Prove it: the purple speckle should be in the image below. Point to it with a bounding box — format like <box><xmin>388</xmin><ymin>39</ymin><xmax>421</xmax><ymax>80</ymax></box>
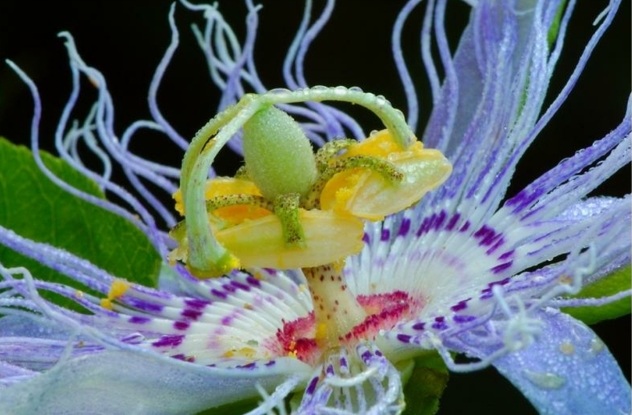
<box><xmin>432</xmin><ymin>316</ymin><xmax>448</xmax><ymax>330</ymax></box>
<box><xmin>486</xmin><ymin>237</ymin><xmax>505</xmax><ymax>255</ymax></box>
<box><xmin>210</xmin><ymin>289</ymin><xmax>227</xmax><ymax>299</ymax></box>
<box><xmin>416</xmin><ymin>216</ymin><xmax>430</xmax><ymax>237</ymax></box>
<box><xmin>184</xmin><ymin>298</ymin><xmax>209</xmax><ymax>309</ymax></box>
<box><xmin>432</xmin><ymin>210</ymin><xmax>446</xmax><ymax>231</ymax></box>
<box><xmin>445</xmin><ymin>213</ymin><xmax>460</xmax><ymax>231</ymax></box>
<box><xmin>306</xmin><ymin>376</ymin><xmax>319</xmax><ymax>395</ymax></box>
<box><xmin>181</xmin><ymin>308</ymin><xmax>203</xmax><ymax>321</ymax></box>
<box><xmin>381</xmin><ymin>228</ymin><xmax>390</xmax><ymax>241</ymax></box>
<box><xmin>361</xmin><ymin>350</ymin><xmax>373</xmax><ymax>362</ymax></box>
<box><xmin>129</xmin><ymin>316</ymin><xmax>151</xmax><ymax>324</ymax></box>
<box><xmin>459</xmin><ymin>221</ymin><xmax>471</xmax><ymax>232</ymax></box>
<box><xmin>340</xmin><ymin>356</ymin><xmax>348</xmax><ymax>368</ymax></box>
<box><xmin>362</xmin><ymin>233</ymin><xmax>371</xmax><ymax>244</ymax></box>
<box><xmin>222</xmin><ymin>283</ymin><xmax>237</xmax><ymax>293</ymax></box>
<box><xmin>237</xmin><ymin>362</ymin><xmax>257</xmax><ymax>369</ymax></box>
<box><xmin>450</xmin><ymin>298</ymin><xmax>471</xmax><ymax>312</ymax></box>
<box><xmin>398</xmin><ymin>218</ymin><xmax>411</xmax><ymax>237</ymax></box>
<box><xmin>453</xmin><ymin>315</ymin><xmax>477</xmax><ymax>323</ymax></box>
<box><xmin>245</xmin><ymin>275</ymin><xmax>262</xmax><ymax>287</ymax></box>
<box><xmin>491</xmin><ymin>262</ymin><xmax>513</xmax><ymax>274</ymax></box>
<box><xmin>221</xmin><ymin>315</ymin><xmax>233</xmax><ymax>325</ymax></box>
<box><xmin>265</xmin><ymin>360</ymin><xmax>276</xmax><ymax>367</ymax></box>
<box><xmin>174</xmin><ymin>321</ymin><xmax>190</xmax><ymax>331</ymax></box>
<box><xmin>230</xmin><ymin>280</ymin><xmax>251</xmax><ymax>292</ymax></box>
<box><xmin>374</xmin><ymin>349</ymin><xmax>383</xmax><ymax>357</ymax></box>
<box><xmin>412</xmin><ymin>322</ymin><xmax>425</xmax><ymax>331</ymax></box>
<box><xmin>152</xmin><ymin>334</ymin><xmax>184</xmax><ymax>348</ymax></box>
<box><xmin>396</xmin><ymin>334</ymin><xmax>412</xmax><ymax>343</ymax></box>
<box><xmin>172</xmin><ymin>354</ymin><xmax>195</xmax><ymax>362</ymax></box>
<box><xmin>326</xmin><ymin>364</ymin><xmax>334</xmax><ymax>376</ymax></box>
<box><xmin>498</xmin><ymin>250</ymin><xmax>515</xmax><ymax>260</ymax></box>
<box><xmin>127</xmin><ymin>298</ymin><xmax>164</xmax><ymax>313</ymax></box>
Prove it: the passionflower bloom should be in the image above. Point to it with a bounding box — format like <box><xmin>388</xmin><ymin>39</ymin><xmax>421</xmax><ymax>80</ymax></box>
<box><xmin>0</xmin><ymin>0</ymin><xmax>629</xmax><ymax>414</ymax></box>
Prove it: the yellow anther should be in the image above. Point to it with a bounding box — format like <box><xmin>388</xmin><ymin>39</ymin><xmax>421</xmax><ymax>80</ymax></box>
<box><xmin>108</xmin><ymin>279</ymin><xmax>130</xmax><ymax>298</ymax></box>
<box><xmin>100</xmin><ymin>279</ymin><xmax>130</xmax><ymax>310</ymax></box>
<box><xmin>321</xmin><ymin>129</ymin><xmax>452</xmax><ymax>220</ymax></box>
<box><xmin>100</xmin><ymin>298</ymin><xmax>113</xmax><ymax>310</ymax></box>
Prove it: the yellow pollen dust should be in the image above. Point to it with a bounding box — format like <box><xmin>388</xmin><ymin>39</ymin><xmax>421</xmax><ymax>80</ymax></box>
<box><xmin>222</xmin><ymin>347</ymin><xmax>257</xmax><ymax>359</ymax></box>
<box><xmin>100</xmin><ymin>279</ymin><xmax>130</xmax><ymax>310</ymax></box>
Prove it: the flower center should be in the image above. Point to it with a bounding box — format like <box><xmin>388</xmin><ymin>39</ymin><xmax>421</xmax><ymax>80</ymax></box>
<box><xmin>274</xmin><ymin>263</ymin><xmax>422</xmax><ymax>365</ymax></box>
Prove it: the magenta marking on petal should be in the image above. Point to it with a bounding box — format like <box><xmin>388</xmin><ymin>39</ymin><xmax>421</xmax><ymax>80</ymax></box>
<box><xmin>340</xmin><ymin>356</ymin><xmax>348</xmax><ymax>368</ymax></box>
<box><xmin>396</xmin><ymin>334</ymin><xmax>412</xmax><ymax>343</ymax></box>
<box><xmin>326</xmin><ymin>364</ymin><xmax>334</xmax><ymax>376</ymax></box>
<box><xmin>381</xmin><ymin>228</ymin><xmax>390</xmax><ymax>241</ymax></box>
<box><xmin>459</xmin><ymin>221</ymin><xmax>471</xmax><ymax>232</ymax></box>
<box><xmin>184</xmin><ymin>298</ymin><xmax>209</xmax><ymax>309</ymax></box>
<box><xmin>398</xmin><ymin>218</ymin><xmax>411</xmax><ymax>237</ymax></box>
<box><xmin>374</xmin><ymin>349</ymin><xmax>383</xmax><ymax>357</ymax></box>
<box><xmin>237</xmin><ymin>362</ymin><xmax>257</xmax><ymax>369</ymax></box>
<box><xmin>306</xmin><ymin>376</ymin><xmax>319</xmax><ymax>395</ymax></box>
<box><xmin>265</xmin><ymin>360</ymin><xmax>276</xmax><ymax>367</ymax></box>
<box><xmin>245</xmin><ymin>275</ymin><xmax>262</xmax><ymax>287</ymax></box>
<box><xmin>412</xmin><ymin>322</ymin><xmax>425</xmax><ymax>331</ymax></box>
<box><xmin>362</xmin><ymin>232</ymin><xmax>371</xmax><ymax>244</ymax></box>
<box><xmin>453</xmin><ymin>314</ymin><xmax>476</xmax><ymax>323</ymax></box>
<box><xmin>221</xmin><ymin>315</ymin><xmax>233</xmax><ymax>325</ymax></box>
<box><xmin>129</xmin><ymin>316</ymin><xmax>151</xmax><ymax>324</ymax></box>
<box><xmin>361</xmin><ymin>350</ymin><xmax>373</xmax><ymax>362</ymax></box>
<box><xmin>152</xmin><ymin>334</ymin><xmax>184</xmax><ymax>347</ymax></box>
<box><xmin>491</xmin><ymin>261</ymin><xmax>513</xmax><ymax>274</ymax></box>
<box><xmin>174</xmin><ymin>321</ymin><xmax>190</xmax><ymax>330</ymax></box>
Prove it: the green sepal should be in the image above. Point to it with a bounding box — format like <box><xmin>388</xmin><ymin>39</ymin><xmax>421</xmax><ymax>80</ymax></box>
<box><xmin>242</xmin><ymin>106</ymin><xmax>317</xmax><ymax>200</ymax></box>
<box><xmin>399</xmin><ymin>351</ymin><xmax>450</xmax><ymax>415</ymax></box>
<box><xmin>0</xmin><ymin>137</ymin><xmax>161</xmax><ymax>311</ymax></box>
<box><xmin>562</xmin><ymin>265</ymin><xmax>631</xmax><ymax>325</ymax></box>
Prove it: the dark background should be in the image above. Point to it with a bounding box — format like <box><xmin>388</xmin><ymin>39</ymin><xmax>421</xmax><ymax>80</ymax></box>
<box><xmin>0</xmin><ymin>1</ymin><xmax>629</xmax><ymax>414</ymax></box>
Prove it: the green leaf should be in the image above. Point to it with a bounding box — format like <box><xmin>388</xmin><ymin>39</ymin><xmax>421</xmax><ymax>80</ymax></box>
<box><xmin>195</xmin><ymin>397</ymin><xmax>261</xmax><ymax>415</ymax></box>
<box><xmin>400</xmin><ymin>351</ymin><xmax>450</xmax><ymax>415</ymax></box>
<box><xmin>562</xmin><ymin>265</ymin><xmax>631</xmax><ymax>325</ymax></box>
<box><xmin>0</xmin><ymin>137</ymin><xmax>161</xmax><ymax>309</ymax></box>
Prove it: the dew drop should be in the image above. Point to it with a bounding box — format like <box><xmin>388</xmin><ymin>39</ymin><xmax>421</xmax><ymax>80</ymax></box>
<box><xmin>559</xmin><ymin>340</ymin><xmax>575</xmax><ymax>355</ymax></box>
<box><xmin>524</xmin><ymin>370</ymin><xmax>566</xmax><ymax>389</ymax></box>
<box><xmin>334</xmin><ymin>86</ymin><xmax>348</xmax><ymax>96</ymax></box>
<box><xmin>589</xmin><ymin>337</ymin><xmax>605</xmax><ymax>355</ymax></box>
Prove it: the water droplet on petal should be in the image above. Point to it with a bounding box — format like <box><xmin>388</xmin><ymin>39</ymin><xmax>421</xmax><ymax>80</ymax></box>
<box><xmin>559</xmin><ymin>340</ymin><xmax>575</xmax><ymax>355</ymax></box>
<box><xmin>589</xmin><ymin>337</ymin><xmax>605</xmax><ymax>355</ymax></box>
<box><xmin>523</xmin><ymin>370</ymin><xmax>566</xmax><ymax>389</ymax></box>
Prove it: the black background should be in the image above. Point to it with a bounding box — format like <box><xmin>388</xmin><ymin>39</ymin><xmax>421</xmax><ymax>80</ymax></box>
<box><xmin>0</xmin><ymin>1</ymin><xmax>629</xmax><ymax>414</ymax></box>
